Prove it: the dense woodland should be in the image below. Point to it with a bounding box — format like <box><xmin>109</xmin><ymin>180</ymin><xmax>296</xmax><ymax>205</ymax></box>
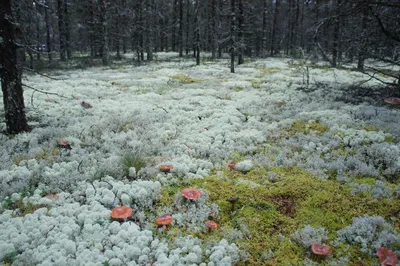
<box><xmin>1</xmin><ymin>0</ymin><xmax>400</xmax><ymax>133</ymax></box>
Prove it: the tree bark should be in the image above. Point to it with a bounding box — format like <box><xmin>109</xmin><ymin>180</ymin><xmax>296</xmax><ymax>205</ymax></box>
<box><xmin>186</xmin><ymin>0</ymin><xmax>191</xmax><ymax>55</ymax></box>
<box><xmin>237</xmin><ymin>0</ymin><xmax>244</xmax><ymax>65</ymax></box>
<box><xmin>230</xmin><ymin>0</ymin><xmax>236</xmax><ymax>73</ymax></box>
<box><xmin>0</xmin><ymin>0</ymin><xmax>29</xmax><ymax>134</ymax></box>
<box><xmin>270</xmin><ymin>0</ymin><xmax>280</xmax><ymax>56</ymax></box>
<box><xmin>179</xmin><ymin>0</ymin><xmax>183</xmax><ymax>57</ymax></box>
<box><xmin>44</xmin><ymin>0</ymin><xmax>52</xmax><ymax>62</ymax></box>
<box><xmin>357</xmin><ymin>6</ymin><xmax>368</xmax><ymax>71</ymax></box>
<box><xmin>64</xmin><ymin>0</ymin><xmax>71</xmax><ymax>59</ymax></box>
<box><xmin>57</xmin><ymin>0</ymin><xmax>66</xmax><ymax>61</ymax></box>
<box><xmin>195</xmin><ymin>0</ymin><xmax>200</xmax><ymax>65</ymax></box>
<box><xmin>261</xmin><ymin>0</ymin><xmax>268</xmax><ymax>57</ymax></box>
<box><xmin>100</xmin><ymin>0</ymin><xmax>109</xmax><ymax>65</ymax></box>
<box><xmin>211</xmin><ymin>0</ymin><xmax>217</xmax><ymax>59</ymax></box>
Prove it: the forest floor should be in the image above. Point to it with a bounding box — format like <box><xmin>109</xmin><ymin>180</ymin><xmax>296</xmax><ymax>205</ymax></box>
<box><xmin>0</xmin><ymin>53</ymin><xmax>399</xmax><ymax>265</ymax></box>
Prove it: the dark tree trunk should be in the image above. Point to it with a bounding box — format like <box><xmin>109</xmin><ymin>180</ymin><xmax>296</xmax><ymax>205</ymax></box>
<box><xmin>122</xmin><ymin>0</ymin><xmax>127</xmax><ymax>54</ymax></box>
<box><xmin>195</xmin><ymin>0</ymin><xmax>200</xmax><ymax>65</ymax></box>
<box><xmin>35</xmin><ymin>4</ymin><xmax>41</xmax><ymax>61</ymax></box>
<box><xmin>64</xmin><ymin>0</ymin><xmax>71</xmax><ymax>59</ymax></box>
<box><xmin>237</xmin><ymin>0</ymin><xmax>244</xmax><ymax>65</ymax></box>
<box><xmin>100</xmin><ymin>0</ymin><xmax>109</xmax><ymax>65</ymax></box>
<box><xmin>357</xmin><ymin>6</ymin><xmax>368</xmax><ymax>71</ymax></box>
<box><xmin>179</xmin><ymin>0</ymin><xmax>183</xmax><ymax>57</ymax></box>
<box><xmin>270</xmin><ymin>0</ymin><xmax>280</xmax><ymax>56</ymax></box>
<box><xmin>88</xmin><ymin>0</ymin><xmax>95</xmax><ymax>57</ymax></box>
<box><xmin>332</xmin><ymin>0</ymin><xmax>341</xmax><ymax>67</ymax></box>
<box><xmin>186</xmin><ymin>0</ymin><xmax>191</xmax><ymax>55</ymax></box>
<box><xmin>230</xmin><ymin>0</ymin><xmax>236</xmax><ymax>73</ymax></box>
<box><xmin>262</xmin><ymin>0</ymin><xmax>268</xmax><ymax>57</ymax></box>
<box><xmin>0</xmin><ymin>0</ymin><xmax>29</xmax><ymax>134</ymax></box>
<box><xmin>44</xmin><ymin>0</ymin><xmax>52</xmax><ymax>62</ymax></box>
<box><xmin>57</xmin><ymin>0</ymin><xmax>66</xmax><ymax>61</ymax></box>
<box><xmin>146</xmin><ymin>0</ymin><xmax>154</xmax><ymax>61</ymax></box>
<box><xmin>172</xmin><ymin>0</ymin><xmax>177</xmax><ymax>52</ymax></box>
<box><xmin>211</xmin><ymin>0</ymin><xmax>217</xmax><ymax>59</ymax></box>
<box><xmin>312</xmin><ymin>0</ymin><xmax>319</xmax><ymax>57</ymax></box>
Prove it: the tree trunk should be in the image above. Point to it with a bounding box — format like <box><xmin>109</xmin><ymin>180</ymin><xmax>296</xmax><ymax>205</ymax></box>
<box><xmin>179</xmin><ymin>0</ymin><xmax>184</xmax><ymax>57</ymax></box>
<box><xmin>0</xmin><ymin>0</ymin><xmax>29</xmax><ymax>134</ymax></box>
<box><xmin>262</xmin><ymin>0</ymin><xmax>268</xmax><ymax>57</ymax></box>
<box><xmin>146</xmin><ymin>0</ymin><xmax>154</xmax><ymax>61</ymax></box>
<box><xmin>186</xmin><ymin>0</ymin><xmax>191</xmax><ymax>55</ymax></box>
<box><xmin>357</xmin><ymin>6</ymin><xmax>368</xmax><ymax>71</ymax></box>
<box><xmin>100</xmin><ymin>0</ymin><xmax>109</xmax><ymax>65</ymax></box>
<box><xmin>230</xmin><ymin>0</ymin><xmax>236</xmax><ymax>73</ymax></box>
<box><xmin>195</xmin><ymin>0</ymin><xmax>200</xmax><ymax>65</ymax></box>
<box><xmin>44</xmin><ymin>0</ymin><xmax>52</xmax><ymax>62</ymax></box>
<box><xmin>332</xmin><ymin>0</ymin><xmax>341</xmax><ymax>68</ymax></box>
<box><xmin>270</xmin><ymin>0</ymin><xmax>280</xmax><ymax>56</ymax></box>
<box><xmin>211</xmin><ymin>0</ymin><xmax>217</xmax><ymax>59</ymax></box>
<box><xmin>172</xmin><ymin>0</ymin><xmax>177</xmax><ymax>52</ymax></box>
<box><xmin>237</xmin><ymin>0</ymin><xmax>244</xmax><ymax>65</ymax></box>
<box><xmin>57</xmin><ymin>0</ymin><xmax>66</xmax><ymax>61</ymax></box>
<box><xmin>64</xmin><ymin>0</ymin><xmax>71</xmax><ymax>59</ymax></box>
<box><xmin>88</xmin><ymin>0</ymin><xmax>95</xmax><ymax>57</ymax></box>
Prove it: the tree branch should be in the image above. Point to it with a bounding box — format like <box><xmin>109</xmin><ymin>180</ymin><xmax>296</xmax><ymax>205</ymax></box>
<box><xmin>22</xmin><ymin>83</ymin><xmax>69</xmax><ymax>98</ymax></box>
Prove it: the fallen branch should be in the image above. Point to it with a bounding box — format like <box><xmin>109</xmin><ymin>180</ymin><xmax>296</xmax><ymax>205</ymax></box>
<box><xmin>22</xmin><ymin>83</ymin><xmax>69</xmax><ymax>99</ymax></box>
<box><xmin>23</xmin><ymin>67</ymin><xmax>66</xmax><ymax>81</ymax></box>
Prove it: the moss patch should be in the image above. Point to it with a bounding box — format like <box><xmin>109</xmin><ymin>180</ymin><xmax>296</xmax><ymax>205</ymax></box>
<box><xmin>259</xmin><ymin>68</ymin><xmax>280</xmax><ymax>75</ymax></box>
<box><xmin>158</xmin><ymin>166</ymin><xmax>400</xmax><ymax>265</ymax></box>
<box><xmin>286</xmin><ymin>120</ymin><xmax>329</xmax><ymax>137</ymax></box>
<box><xmin>170</xmin><ymin>74</ymin><xmax>201</xmax><ymax>84</ymax></box>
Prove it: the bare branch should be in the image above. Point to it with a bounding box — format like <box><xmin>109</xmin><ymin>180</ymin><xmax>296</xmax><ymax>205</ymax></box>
<box><xmin>23</xmin><ymin>67</ymin><xmax>66</xmax><ymax>80</ymax></box>
<box><xmin>22</xmin><ymin>83</ymin><xmax>69</xmax><ymax>99</ymax></box>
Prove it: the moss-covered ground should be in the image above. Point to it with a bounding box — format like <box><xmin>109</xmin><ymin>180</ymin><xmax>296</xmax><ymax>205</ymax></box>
<box><xmin>157</xmin><ymin>166</ymin><xmax>400</xmax><ymax>265</ymax></box>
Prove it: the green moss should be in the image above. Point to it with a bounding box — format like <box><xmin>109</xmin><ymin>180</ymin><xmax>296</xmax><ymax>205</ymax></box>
<box><xmin>250</xmin><ymin>79</ymin><xmax>263</xmax><ymax>89</ymax></box>
<box><xmin>170</xmin><ymin>74</ymin><xmax>200</xmax><ymax>84</ymax></box>
<box><xmin>157</xmin><ymin>166</ymin><xmax>400</xmax><ymax>265</ymax></box>
<box><xmin>286</xmin><ymin>120</ymin><xmax>329</xmax><ymax>137</ymax></box>
<box><xmin>233</xmin><ymin>87</ymin><xmax>244</xmax><ymax>92</ymax></box>
<box><xmin>259</xmin><ymin>68</ymin><xmax>280</xmax><ymax>75</ymax></box>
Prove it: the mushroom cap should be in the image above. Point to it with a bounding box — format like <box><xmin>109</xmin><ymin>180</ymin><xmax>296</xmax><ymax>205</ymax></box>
<box><xmin>43</xmin><ymin>194</ymin><xmax>59</xmax><ymax>201</ymax></box>
<box><xmin>227</xmin><ymin>196</ymin><xmax>239</xmax><ymax>203</ymax></box>
<box><xmin>159</xmin><ymin>164</ymin><xmax>173</xmax><ymax>173</ymax></box>
<box><xmin>311</xmin><ymin>244</ymin><xmax>332</xmax><ymax>256</ymax></box>
<box><xmin>111</xmin><ymin>206</ymin><xmax>133</xmax><ymax>219</ymax></box>
<box><xmin>182</xmin><ymin>188</ymin><xmax>202</xmax><ymax>200</ymax></box>
<box><xmin>228</xmin><ymin>163</ymin><xmax>236</xmax><ymax>169</ymax></box>
<box><xmin>58</xmin><ymin>140</ymin><xmax>69</xmax><ymax>146</ymax></box>
<box><xmin>384</xmin><ymin>97</ymin><xmax>400</xmax><ymax>105</ymax></box>
<box><xmin>156</xmin><ymin>215</ymin><xmax>173</xmax><ymax>226</ymax></box>
<box><xmin>205</xmin><ymin>220</ymin><xmax>218</xmax><ymax>229</ymax></box>
<box><xmin>377</xmin><ymin>247</ymin><xmax>399</xmax><ymax>266</ymax></box>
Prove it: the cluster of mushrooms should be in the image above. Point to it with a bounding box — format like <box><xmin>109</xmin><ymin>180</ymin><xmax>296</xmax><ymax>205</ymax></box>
<box><xmin>110</xmin><ymin>187</ymin><xmax>218</xmax><ymax>234</ymax></box>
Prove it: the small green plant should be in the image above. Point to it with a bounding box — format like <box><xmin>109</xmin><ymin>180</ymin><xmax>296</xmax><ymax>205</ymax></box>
<box><xmin>170</xmin><ymin>74</ymin><xmax>200</xmax><ymax>84</ymax></box>
<box><xmin>102</xmin><ymin>260</ymin><xmax>110</xmax><ymax>266</ymax></box>
<box><xmin>2</xmin><ymin>252</ymin><xmax>18</xmax><ymax>265</ymax></box>
<box><xmin>122</xmin><ymin>152</ymin><xmax>147</xmax><ymax>177</ymax></box>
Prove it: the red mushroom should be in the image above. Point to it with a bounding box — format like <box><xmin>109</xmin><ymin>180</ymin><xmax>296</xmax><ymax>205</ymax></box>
<box><xmin>43</xmin><ymin>194</ymin><xmax>59</xmax><ymax>201</ymax></box>
<box><xmin>311</xmin><ymin>244</ymin><xmax>332</xmax><ymax>256</ymax></box>
<box><xmin>156</xmin><ymin>215</ymin><xmax>173</xmax><ymax>227</ymax></box>
<box><xmin>228</xmin><ymin>163</ymin><xmax>236</xmax><ymax>170</ymax></box>
<box><xmin>383</xmin><ymin>97</ymin><xmax>400</xmax><ymax>106</ymax></box>
<box><xmin>57</xmin><ymin>140</ymin><xmax>72</xmax><ymax>150</ymax></box>
<box><xmin>159</xmin><ymin>165</ymin><xmax>173</xmax><ymax>173</ymax></box>
<box><xmin>377</xmin><ymin>247</ymin><xmax>399</xmax><ymax>266</ymax></box>
<box><xmin>205</xmin><ymin>220</ymin><xmax>218</xmax><ymax>232</ymax></box>
<box><xmin>182</xmin><ymin>188</ymin><xmax>202</xmax><ymax>200</ymax></box>
<box><xmin>111</xmin><ymin>206</ymin><xmax>133</xmax><ymax>220</ymax></box>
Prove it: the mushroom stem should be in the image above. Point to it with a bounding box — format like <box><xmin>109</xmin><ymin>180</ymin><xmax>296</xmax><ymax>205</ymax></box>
<box><xmin>227</xmin><ymin>197</ymin><xmax>239</xmax><ymax>212</ymax></box>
